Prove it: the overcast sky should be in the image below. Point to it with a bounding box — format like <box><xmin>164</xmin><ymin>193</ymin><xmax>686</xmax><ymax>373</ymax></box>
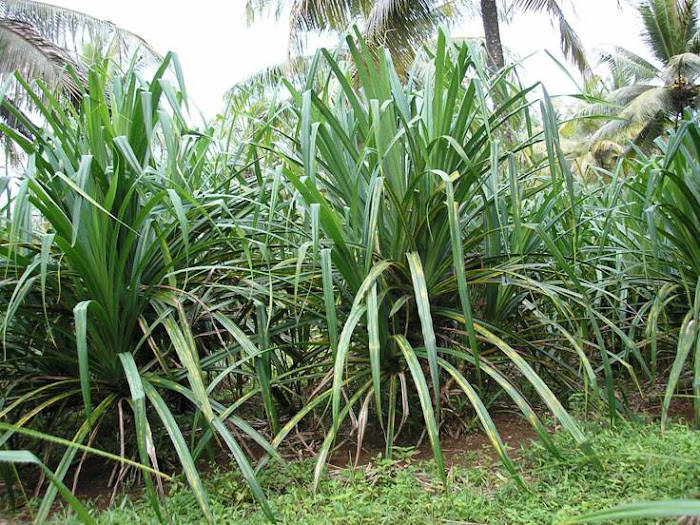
<box><xmin>51</xmin><ymin>1</ymin><xmax>649</xmax><ymax>118</ymax></box>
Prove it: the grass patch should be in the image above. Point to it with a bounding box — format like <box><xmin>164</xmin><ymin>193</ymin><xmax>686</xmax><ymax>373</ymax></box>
<box><xmin>42</xmin><ymin>418</ymin><xmax>700</xmax><ymax>524</ymax></box>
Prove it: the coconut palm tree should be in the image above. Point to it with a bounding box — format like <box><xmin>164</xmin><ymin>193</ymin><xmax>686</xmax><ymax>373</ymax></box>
<box><xmin>587</xmin><ymin>0</ymin><xmax>700</xmax><ymax>149</ymax></box>
<box><xmin>245</xmin><ymin>0</ymin><xmax>587</xmax><ymax>73</ymax></box>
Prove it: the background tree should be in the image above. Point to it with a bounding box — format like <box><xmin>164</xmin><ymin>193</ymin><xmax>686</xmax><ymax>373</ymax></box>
<box><xmin>0</xmin><ymin>0</ymin><xmax>157</xmax><ymax>104</ymax></box>
<box><xmin>245</xmin><ymin>0</ymin><xmax>588</xmax><ymax>73</ymax></box>
<box><xmin>582</xmin><ymin>0</ymin><xmax>700</xmax><ymax>149</ymax></box>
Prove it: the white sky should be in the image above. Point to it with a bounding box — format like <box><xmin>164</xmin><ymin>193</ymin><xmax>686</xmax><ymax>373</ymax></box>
<box><xmin>52</xmin><ymin>0</ymin><xmax>650</xmax><ymax>118</ymax></box>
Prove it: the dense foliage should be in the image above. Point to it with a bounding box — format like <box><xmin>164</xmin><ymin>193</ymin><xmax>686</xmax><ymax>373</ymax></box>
<box><xmin>1</xmin><ymin>20</ymin><xmax>700</xmax><ymax>525</ymax></box>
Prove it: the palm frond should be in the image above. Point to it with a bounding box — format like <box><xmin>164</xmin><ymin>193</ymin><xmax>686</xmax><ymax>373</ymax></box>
<box><xmin>228</xmin><ymin>53</ymin><xmax>317</xmax><ymax>96</ymax></box>
<box><xmin>678</xmin><ymin>0</ymin><xmax>699</xmax><ymax>48</ymax></box>
<box><xmin>687</xmin><ymin>27</ymin><xmax>700</xmax><ymax>52</ymax></box>
<box><xmin>665</xmin><ymin>50</ymin><xmax>700</xmax><ymax>78</ymax></box>
<box><xmin>364</xmin><ymin>0</ymin><xmax>452</xmax><ymax>74</ymax></box>
<box><xmin>639</xmin><ymin>0</ymin><xmax>698</xmax><ymax>62</ymax></box>
<box><xmin>4</xmin><ymin>0</ymin><xmax>160</xmax><ymax>65</ymax></box>
<box><xmin>572</xmin><ymin>100</ymin><xmax>625</xmax><ymax>119</ymax></box>
<box><xmin>619</xmin><ymin>86</ymin><xmax>672</xmax><ymax>121</ymax></box>
<box><xmin>289</xmin><ymin>0</ymin><xmax>355</xmax><ymax>33</ymax></box>
<box><xmin>599</xmin><ymin>46</ymin><xmax>661</xmax><ymax>87</ymax></box>
<box><xmin>605</xmin><ymin>83</ymin><xmax>658</xmax><ymax>105</ymax></box>
<box><xmin>0</xmin><ymin>18</ymin><xmax>84</xmax><ymax>101</ymax></box>
<box><xmin>589</xmin><ymin>86</ymin><xmax>671</xmax><ymax>145</ymax></box>
<box><xmin>512</xmin><ymin>0</ymin><xmax>590</xmax><ymax>73</ymax></box>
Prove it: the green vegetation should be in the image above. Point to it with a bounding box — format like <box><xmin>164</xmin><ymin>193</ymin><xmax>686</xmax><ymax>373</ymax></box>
<box><xmin>1</xmin><ymin>1</ymin><xmax>700</xmax><ymax>524</ymax></box>
<box><xmin>49</xmin><ymin>419</ymin><xmax>700</xmax><ymax>524</ymax></box>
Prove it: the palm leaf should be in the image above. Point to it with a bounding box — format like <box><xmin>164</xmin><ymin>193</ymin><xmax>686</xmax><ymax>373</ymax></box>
<box><xmin>513</xmin><ymin>0</ymin><xmax>589</xmax><ymax>73</ymax></box>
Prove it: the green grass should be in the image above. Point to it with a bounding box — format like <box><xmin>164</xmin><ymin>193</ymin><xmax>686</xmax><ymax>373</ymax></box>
<box><xmin>44</xmin><ymin>418</ymin><xmax>700</xmax><ymax>525</ymax></box>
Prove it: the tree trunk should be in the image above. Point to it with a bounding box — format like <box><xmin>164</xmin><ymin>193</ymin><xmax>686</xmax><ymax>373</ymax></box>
<box><xmin>480</xmin><ymin>0</ymin><xmax>505</xmax><ymax>70</ymax></box>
